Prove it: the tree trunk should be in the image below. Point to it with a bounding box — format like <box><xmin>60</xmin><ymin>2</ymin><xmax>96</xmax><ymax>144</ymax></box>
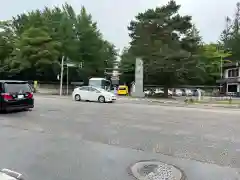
<box><xmin>164</xmin><ymin>86</ymin><xmax>168</xmax><ymax>98</ymax></box>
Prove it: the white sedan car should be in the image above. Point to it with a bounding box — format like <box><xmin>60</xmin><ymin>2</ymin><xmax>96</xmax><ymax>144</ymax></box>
<box><xmin>72</xmin><ymin>86</ymin><xmax>116</xmax><ymax>103</ymax></box>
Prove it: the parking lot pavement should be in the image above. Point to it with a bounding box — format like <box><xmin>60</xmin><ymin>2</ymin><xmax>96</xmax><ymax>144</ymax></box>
<box><xmin>0</xmin><ymin>127</ymin><xmax>239</xmax><ymax>180</ymax></box>
<box><xmin>1</xmin><ymin>95</ymin><xmax>240</xmax><ymax>179</ymax></box>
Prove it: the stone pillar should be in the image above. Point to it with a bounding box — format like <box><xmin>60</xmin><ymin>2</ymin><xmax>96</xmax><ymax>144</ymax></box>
<box><xmin>132</xmin><ymin>58</ymin><xmax>145</xmax><ymax>98</ymax></box>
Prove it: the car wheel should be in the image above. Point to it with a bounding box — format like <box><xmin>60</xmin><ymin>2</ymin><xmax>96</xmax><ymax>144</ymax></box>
<box><xmin>98</xmin><ymin>96</ymin><xmax>105</xmax><ymax>103</ymax></box>
<box><xmin>75</xmin><ymin>94</ymin><xmax>81</xmax><ymax>101</ymax></box>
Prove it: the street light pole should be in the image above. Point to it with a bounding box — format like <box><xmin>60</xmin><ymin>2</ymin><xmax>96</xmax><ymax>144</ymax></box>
<box><xmin>66</xmin><ymin>65</ymin><xmax>69</xmax><ymax>95</ymax></box>
<box><xmin>220</xmin><ymin>56</ymin><xmax>223</xmax><ymax>79</ymax></box>
<box><xmin>60</xmin><ymin>56</ymin><xmax>64</xmax><ymax>96</ymax></box>
<box><xmin>220</xmin><ymin>55</ymin><xmax>223</xmax><ymax>93</ymax></box>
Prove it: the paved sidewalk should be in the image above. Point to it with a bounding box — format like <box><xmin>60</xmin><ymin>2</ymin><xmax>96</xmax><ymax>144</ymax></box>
<box><xmin>34</xmin><ymin>94</ymin><xmax>240</xmax><ymax>109</ymax></box>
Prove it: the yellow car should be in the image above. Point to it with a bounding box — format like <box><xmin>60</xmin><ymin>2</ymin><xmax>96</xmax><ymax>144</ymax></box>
<box><xmin>117</xmin><ymin>85</ymin><xmax>129</xmax><ymax>95</ymax></box>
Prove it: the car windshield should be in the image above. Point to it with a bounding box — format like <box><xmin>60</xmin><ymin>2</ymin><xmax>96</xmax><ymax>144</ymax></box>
<box><xmin>119</xmin><ymin>87</ymin><xmax>126</xmax><ymax>90</ymax></box>
<box><xmin>4</xmin><ymin>83</ymin><xmax>31</xmax><ymax>93</ymax></box>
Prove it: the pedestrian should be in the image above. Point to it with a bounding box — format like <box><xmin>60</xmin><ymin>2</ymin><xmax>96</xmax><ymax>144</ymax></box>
<box><xmin>197</xmin><ymin>88</ymin><xmax>202</xmax><ymax>101</ymax></box>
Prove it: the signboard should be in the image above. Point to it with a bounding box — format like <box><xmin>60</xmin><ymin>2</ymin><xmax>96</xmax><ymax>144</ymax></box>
<box><xmin>111</xmin><ymin>76</ymin><xmax>119</xmax><ymax>80</ymax></box>
<box><xmin>66</xmin><ymin>62</ymin><xmax>83</xmax><ymax>68</ymax></box>
<box><xmin>66</xmin><ymin>63</ymin><xmax>76</xmax><ymax>67</ymax></box>
<box><xmin>71</xmin><ymin>82</ymin><xmax>84</xmax><ymax>85</ymax></box>
<box><xmin>111</xmin><ymin>79</ymin><xmax>119</xmax><ymax>85</ymax></box>
<box><xmin>111</xmin><ymin>76</ymin><xmax>119</xmax><ymax>85</ymax></box>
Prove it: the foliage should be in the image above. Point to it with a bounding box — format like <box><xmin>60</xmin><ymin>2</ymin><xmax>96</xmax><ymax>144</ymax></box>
<box><xmin>124</xmin><ymin>0</ymin><xmax>203</xmax><ymax>96</ymax></box>
<box><xmin>120</xmin><ymin>0</ymin><xmax>235</xmax><ymax>91</ymax></box>
<box><xmin>220</xmin><ymin>2</ymin><xmax>240</xmax><ymax>61</ymax></box>
<box><xmin>0</xmin><ymin>4</ymin><xmax>117</xmax><ymax>81</ymax></box>
<box><xmin>1</xmin><ymin>0</ymin><xmax>240</xmax><ymax>89</ymax></box>
<box><xmin>119</xmin><ymin>47</ymin><xmax>135</xmax><ymax>84</ymax></box>
<box><xmin>199</xmin><ymin>43</ymin><xmax>231</xmax><ymax>85</ymax></box>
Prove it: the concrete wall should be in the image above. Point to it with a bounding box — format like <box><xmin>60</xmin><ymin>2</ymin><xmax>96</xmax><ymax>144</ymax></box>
<box><xmin>37</xmin><ymin>83</ymin><xmax>75</xmax><ymax>95</ymax></box>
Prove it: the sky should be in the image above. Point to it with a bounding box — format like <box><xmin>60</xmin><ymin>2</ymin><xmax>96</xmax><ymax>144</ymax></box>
<box><xmin>0</xmin><ymin>0</ymin><xmax>239</xmax><ymax>51</ymax></box>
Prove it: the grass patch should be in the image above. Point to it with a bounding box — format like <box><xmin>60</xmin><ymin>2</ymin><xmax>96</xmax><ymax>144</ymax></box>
<box><xmin>190</xmin><ymin>100</ymin><xmax>240</xmax><ymax>105</ymax></box>
<box><xmin>210</xmin><ymin>100</ymin><xmax>240</xmax><ymax>105</ymax></box>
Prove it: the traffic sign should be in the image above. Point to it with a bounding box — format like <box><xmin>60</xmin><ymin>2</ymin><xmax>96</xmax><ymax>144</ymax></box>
<box><xmin>111</xmin><ymin>76</ymin><xmax>119</xmax><ymax>80</ymax></box>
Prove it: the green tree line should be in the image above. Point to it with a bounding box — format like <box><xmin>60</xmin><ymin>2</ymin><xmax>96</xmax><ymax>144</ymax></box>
<box><xmin>0</xmin><ymin>3</ymin><xmax>118</xmax><ymax>83</ymax></box>
<box><xmin>119</xmin><ymin>0</ymin><xmax>240</xmax><ymax>91</ymax></box>
<box><xmin>0</xmin><ymin>1</ymin><xmax>240</xmax><ymax>88</ymax></box>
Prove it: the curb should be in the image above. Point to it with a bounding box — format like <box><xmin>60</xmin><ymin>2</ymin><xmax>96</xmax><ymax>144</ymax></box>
<box><xmin>143</xmin><ymin>99</ymin><xmax>240</xmax><ymax>109</ymax></box>
<box><xmin>34</xmin><ymin>94</ymin><xmax>240</xmax><ymax>109</ymax></box>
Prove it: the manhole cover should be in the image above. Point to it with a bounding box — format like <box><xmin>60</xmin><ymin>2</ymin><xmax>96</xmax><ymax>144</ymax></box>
<box><xmin>130</xmin><ymin>161</ymin><xmax>184</xmax><ymax>180</ymax></box>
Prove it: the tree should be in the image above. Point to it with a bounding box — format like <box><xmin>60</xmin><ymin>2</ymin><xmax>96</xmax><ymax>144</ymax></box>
<box><xmin>0</xmin><ymin>31</ymin><xmax>13</xmax><ymax>73</ymax></box>
<box><xmin>15</xmin><ymin>27</ymin><xmax>60</xmax><ymax>70</ymax></box>
<box><xmin>199</xmin><ymin>43</ymin><xmax>231</xmax><ymax>85</ymax></box>
<box><xmin>0</xmin><ymin>20</ymin><xmax>19</xmax><ymax>75</ymax></box>
<box><xmin>119</xmin><ymin>47</ymin><xmax>135</xmax><ymax>84</ymax></box>
<box><xmin>127</xmin><ymin>0</ymin><xmax>202</xmax><ymax>96</ymax></box>
<box><xmin>0</xmin><ymin>3</ymin><xmax>117</xmax><ymax>81</ymax></box>
<box><xmin>220</xmin><ymin>2</ymin><xmax>240</xmax><ymax>61</ymax></box>
<box><xmin>220</xmin><ymin>17</ymin><xmax>232</xmax><ymax>47</ymax></box>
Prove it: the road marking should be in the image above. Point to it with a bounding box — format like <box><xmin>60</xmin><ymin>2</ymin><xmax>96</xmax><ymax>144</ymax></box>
<box><xmin>110</xmin><ymin>121</ymin><xmax>164</xmax><ymax>131</ymax></box>
<box><xmin>109</xmin><ymin>121</ymin><xmax>195</xmax><ymax>137</ymax></box>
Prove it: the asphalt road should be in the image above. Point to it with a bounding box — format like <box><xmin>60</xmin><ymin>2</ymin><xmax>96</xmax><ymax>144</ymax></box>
<box><xmin>0</xmin><ymin>96</ymin><xmax>240</xmax><ymax>179</ymax></box>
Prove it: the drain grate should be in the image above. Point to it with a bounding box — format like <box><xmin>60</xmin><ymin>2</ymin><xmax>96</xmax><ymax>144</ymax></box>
<box><xmin>131</xmin><ymin>161</ymin><xmax>184</xmax><ymax>180</ymax></box>
<box><xmin>139</xmin><ymin>164</ymin><xmax>158</xmax><ymax>176</ymax></box>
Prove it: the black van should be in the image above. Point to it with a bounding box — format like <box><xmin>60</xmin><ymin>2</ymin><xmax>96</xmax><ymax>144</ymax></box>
<box><xmin>0</xmin><ymin>80</ymin><xmax>34</xmax><ymax>112</ymax></box>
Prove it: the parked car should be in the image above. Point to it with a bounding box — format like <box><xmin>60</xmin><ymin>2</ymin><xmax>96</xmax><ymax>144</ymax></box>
<box><xmin>155</xmin><ymin>89</ymin><xmax>164</xmax><ymax>94</ymax></box>
<box><xmin>0</xmin><ymin>80</ymin><xmax>34</xmax><ymax>112</ymax></box>
<box><xmin>191</xmin><ymin>88</ymin><xmax>205</xmax><ymax>96</ymax></box>
<box><xmin>181</xmin><ymin>88</ymin><xmax>193</xmax><ymax>96</ymax></box>
<box><xmin>144</xmin><ymin>90</ymin><xmax>151</xmax><ymax>96</ymax></box>
<box><xmin>72</xmin><ymin>86</ymin><xmax>116</xmax><ymax>103</ymax></box>
<box><xmin>168</xmin><ymin>89</ymin><xmax>173</xmax><ymax>96</ymax></box>
<box><xmin>117</xmin><ymin>85</ymin><xmax>129</xmax><ymax>96</ymax></box>
<box><xmin>155</xmin><ymin>89</ymin><xmax>173</xmax><ymax>96</ymax></box>
<box><xmin>173</xmin><ymin>89</ymin><xmax>183</xmax><ymax>96</ymax></box>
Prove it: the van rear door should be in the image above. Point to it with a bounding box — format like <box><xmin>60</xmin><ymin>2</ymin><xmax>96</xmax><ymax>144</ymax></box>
<box><xmin>3</xmin><ymin>82</ymin><xmax>33</xmax><ymax>105</ymax></box>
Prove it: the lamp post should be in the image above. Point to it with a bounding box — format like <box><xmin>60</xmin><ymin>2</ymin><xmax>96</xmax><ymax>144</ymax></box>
<box><xmin>65</xmin><ymin>62</ymin><xmax>83</xmax><ymax>95</ymax></box>
<box><xmin>220</xmin><ymin>55</ymin><xmax>223</xmax><ymax>93</ymax></box>
<box><xmin>65</xmin><ymin>62</ymin><xmax>77</xmax><ymax>95</ymax></box>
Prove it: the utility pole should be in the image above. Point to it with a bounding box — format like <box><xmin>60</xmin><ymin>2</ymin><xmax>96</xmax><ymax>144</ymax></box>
<box><xmin>66</xmin><ymin>65</ymin><xmax>69</xmax><ymax>95</ymax></box>
<box><xmin>220</xmin><ymin>55</ymin><xmax>223</xmax><ymax>93</ymax></box>
<box><xmin>220</xmin><ymin>56</ymin><xmax>223</xmax><ymax>78</ymax></box>
<box><xmin>60</xmin><ymin>56</ymin><xmax>64</xmax><ymax>96</ymax></box>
